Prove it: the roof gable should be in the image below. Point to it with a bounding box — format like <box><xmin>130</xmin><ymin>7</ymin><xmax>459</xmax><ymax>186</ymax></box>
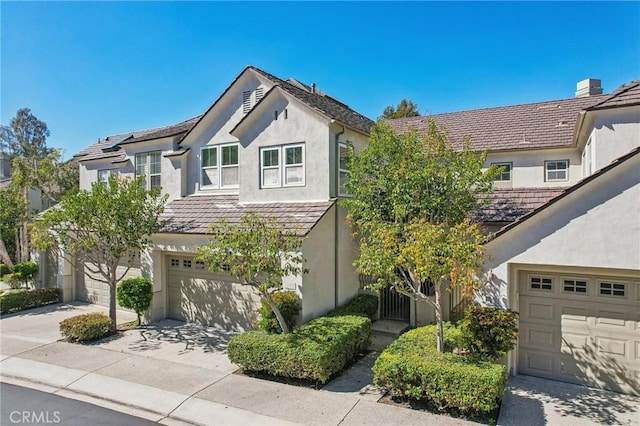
<box><xmin>587</xmin><ymin>81</ymin><xmax>640</xmax><ymax>111</ymax></box>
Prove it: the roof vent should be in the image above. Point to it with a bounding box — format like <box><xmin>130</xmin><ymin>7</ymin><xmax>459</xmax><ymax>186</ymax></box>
<box><xmin>575</xmin><ymin>78</ymin><xmax>603</xmax><ymax>98</ymax></box>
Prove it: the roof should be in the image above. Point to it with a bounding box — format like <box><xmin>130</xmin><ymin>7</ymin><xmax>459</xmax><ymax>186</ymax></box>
<box><xmin>248</xmin><ymin>67</ymin><xmax>374</xmax><ymax>134</ymax></box>
<box><xmin>387</xmin><ymin>95</ymin><xmax>608</xmax><ymax>152</ymax></box>
<box><xmin>160</xmin><ymin>195</ymin><xmax>335</xmax><ymax>236</ymax></box>
<box><xmin>478</xmin><ymin>187</ymin><xmax>567</xmax><ymax>223</ymax></box>
<box><xmin>75</xmin><ymin>116</ymin><xmax>200</xmax><ymax>162</ymax></box>
<box><xmin>488</xmin><ymin>146</ymin><xmax>640</xmax><ymax>240</ymax></box>
<box><xmin>587</xmin><ymin>81</ymin><xmax>640</xmax><ymax>111</ymax></box>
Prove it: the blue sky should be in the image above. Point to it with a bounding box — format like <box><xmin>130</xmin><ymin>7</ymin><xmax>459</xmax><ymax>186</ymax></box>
<box><xmin>2</xmin><ymin>1</ymin><xmax>639</xmax><ymax>160</ymax></box>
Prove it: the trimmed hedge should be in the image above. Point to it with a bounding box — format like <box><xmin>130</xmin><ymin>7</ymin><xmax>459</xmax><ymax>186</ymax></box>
<box><xmin>373</xmin><ymin>325</ymin><xmax>506</xmax><ymax>415</ymax></box>
<box><xmin>0</xmin><ymin>288</ymin><xmax>62</xmax><ymax>315</ymax></box>
<box><xmin>256</xmin><ymin>290</ymin><xmax>301</xmax><ymax>334</ymax></box>
<box><xmin>59</xmin><ymin>313</ymin><xmax>113</xmax><ymax>342</ymax></box>
<box><xmin>325</xmin><ymin>293</ymin><xmax>379</xmax><ymax>318</ymax></box>
<box><xmin>229</xmin><ymin>315</ymin><xmax>371</xmax><ymax>384</ymax></box>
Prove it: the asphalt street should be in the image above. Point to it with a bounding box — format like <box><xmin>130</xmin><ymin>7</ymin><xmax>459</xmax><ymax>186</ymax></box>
<box><xmin>1</xmin><ymin>383</ymin><xmax>157</xmax><ymax>426</ymax></box>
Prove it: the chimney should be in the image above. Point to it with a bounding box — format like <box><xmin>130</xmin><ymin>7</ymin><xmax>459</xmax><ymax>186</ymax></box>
<box><xmin>311</xmin><ymin>83</ymin><xmax>316</xmax><ymax>94</ymax></box>
<box><xmin>575</xmin><ymin>78</ymin><xmax>603</xmax><ymax>98</ymax></box>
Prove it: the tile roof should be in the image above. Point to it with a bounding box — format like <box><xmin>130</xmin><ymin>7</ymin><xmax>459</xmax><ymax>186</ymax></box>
<box><xmin>477</xmin><ymin>187</ymin><xmax>567</xmax><ymax>223</ymax></box>
<box><xmin>249</xmin><ymin>67</ymin><xmax>374</xmax><ymax>134</ymax></box>
<box><xmin>160</xmin><ymin>195</ymin><xmax>335</xmax><ymax>236</ymax></box>
<box><xmin>488</xmin><ymin>146</ymin><xmax>640</xmax><ymax>240</ymax></box>
<box><xmin>387</xmin><ymin>95</ymin><xmax>608</xmax><ymax>152</ymax></box>
<box><xmin>75</xmin><ymin>116</ymin><xmax>200</xmax><ymax>162</ymax></box>
<box><xmin>587</xmin><ymin>81</ymin><xmax>640</xmax><ymax>110</ymax></box>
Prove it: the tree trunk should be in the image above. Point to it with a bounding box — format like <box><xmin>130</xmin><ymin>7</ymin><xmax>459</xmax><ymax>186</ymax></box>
<box><xmin>0</xmin><ymin>238</ymin><xmax>13</xmax><ymax>266</ymax></box>
<box><xmin>262</xmin><ymin>290</ymin><xmax>290</xmax><ymax>334</ymax></box>
<box><xmin>435</xmin><ymin>278</ymin><xmax>444</xmax><ymax>353</ymax></box>
<box><xmin>109</xmin><ymin>268</ymin><xmax>117</xmax><ymax>333</ymax></box>
<box><xmin>20</xmin><ymin>186</ymin><xmax>29</xmax><ymax>263</ymax></box>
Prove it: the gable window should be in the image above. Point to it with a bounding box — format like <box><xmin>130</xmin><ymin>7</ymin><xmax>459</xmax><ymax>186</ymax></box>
<box><xmin>135</xmin><ymin>151</ymin><xmax>161</xmax><ymax>190</ymax></box>
<box><xmin>201</xmin><ymin>144</ymin><xmax>239</xmax><ymax>190</ymax></box>
<box><xmin>97</xmin><ymin>169</ymin><xmax>117</xmax><ymax>184</ymax></box>
<box><xmin>599</xmin><ymin>282</ymin><xmax>626</xmax><ymax>298</ymax></box>
<box><xmin>545</xmin><ymin>160</ymin><xmax>569</xmax><ymax>182</ymax></box>
<box><xmin>260</xmin><ymin>144</ymin><xmax>305</xmax><ymax>188</ymax></box>
<box><xmin>492</xmin><ymin>162</ymin><xmax>512</xmax><ymax>182</ymax></box>
<box><xmin>339</xmin><ymin>142</ymin><xmax>352</xmax><ymax>195</ymax></box>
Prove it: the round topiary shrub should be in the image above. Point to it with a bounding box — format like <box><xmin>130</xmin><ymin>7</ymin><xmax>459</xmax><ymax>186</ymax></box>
<box><xmin>12</xmin><ymin>261</ymin><xmax>39</xmax><ymax>289</ymax></box>
<box><xmin>256</xmin><ymin>290</ymin><xmax>300</xmax><ymax>334</ymax></box>
<box><xmin>116</xmin><ymin>277</ymin><xmax>153</xmax><ymax>325</ymax></box>
<box><xmin>59</xmin><ymin>313</ymin><xmax>113</xmax><ymax>342</ymax></box>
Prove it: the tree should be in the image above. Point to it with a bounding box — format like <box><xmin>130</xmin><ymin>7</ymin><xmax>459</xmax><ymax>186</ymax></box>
<box><xmin>31</xmin><ymin>175</ymin><xmax>167</xmax><ymax>333</ymax></box>
<box><xmin>116</xmin><ymin>277</ymin><xmax>154</xmax><ymax>326</ymax></box>
<box><xmin>341</xmin><ymin>120</ymin><xmax>501</xmax><ymax>352</ymax></box>
<box><xmin>195</xmin><ymin>213</ymin><xmax>307</xmax><ymax>334</ymax></box>
<box><xmin>381</xmin><ymin>99</ymin><xmax>420</xmax><ymax>119</ymax></box>
<box><xmin>0</xmin><ymin>108</ymin><xmax>78</xmax><ymax>264</ymax></box>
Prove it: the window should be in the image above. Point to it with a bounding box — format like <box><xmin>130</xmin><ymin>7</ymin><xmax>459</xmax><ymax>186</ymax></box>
<box><xmin>200</xmin><ymin>144</ymin><xmax>239</xmax><ymax>189</ymax></box>
<box><xmin>97</xmin><ymin>169</ymin><xmax>117</xmax><ymax>184</ymax></box>
<box><xmin>339</xmin><ymin>142</ymin><xmax>352</xmax><ymax>195</ymax></box>
<box><xmin>563</xmin><ymin>279</ymin><xmax>588</xmax><ymax>294</ymax></box>
<box><xmin>195</xmin><ymin>261</ymin><xmax>205</xmax><ymax>269</ymax></box>
<box><xmin>530</xmin><ymin>276</ymin><xmax>553</xmax><ymax>291</ymax></box>
<box><xmin>182</xmin><ymin>259</ymin><xmax>192</xmax><ymax>268</ymax></box>
<box><xmin>492</xmin><ymin>162</ymin><xmax>512</xmax><ymax>182</ymax></box>
<box><xmin>170</xmin><ymin>258</ymin><xmax>180</xmax><ymax>267</ymax></box>
<box><xmin>260</xmin><ymin>144</ymin><xmax>305</xmax><ymax>188</ymax></box>
<box><xmin>545</xmin><ymin>160</ymin><xmax>569</xmax><ymax>182</ymax></box>
<box><xmin>599</xmin><ymin>282</ymin><xmax>626</xmax><ymax>297</ymax></box>
<box><xmin>135</xmin><ymin>152</ymin><xmax>161</xmax><ymax>190</ymax></box>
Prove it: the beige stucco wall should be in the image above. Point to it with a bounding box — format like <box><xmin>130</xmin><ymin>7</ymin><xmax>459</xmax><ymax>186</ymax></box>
<box><xmin>483</xmin><ymin>152</ymin><xmax>640</xmax><ymax>310</ymax></box>
<box><xmin>588</xmin><ymin>106</ymin><xmax>640</xmax><ymax>171</ymax></box>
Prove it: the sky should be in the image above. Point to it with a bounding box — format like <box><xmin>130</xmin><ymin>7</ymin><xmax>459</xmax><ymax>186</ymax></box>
<box><xmin>1</xmin><ymin>1</ymin><xmax>639</xmax><ymax>160</ymax></box>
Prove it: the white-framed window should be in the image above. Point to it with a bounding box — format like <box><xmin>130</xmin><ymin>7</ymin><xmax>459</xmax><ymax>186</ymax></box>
<box><xmin>97</xmin><ymin>168</ymin><xmax>117</xmax><ymax>184</ymax></box>
<box><xmin>530</xmin><ymin>276</ymin><xmax>553</xmax><ymax>291</ymax></box>
<box><xmin>598</xmin><ymin>281</ymin><xmax>626</xmax><ymax>298</ymax></box>
<box><xmin>563</xmin><ymin>279</ymin><xmax>588</xmax><ymax>294</ymax></box>
<box><xmin>545</xmin><ymin>160</ymin><xmax>569</xmax><ymax>182</ymax></box>
<box><xmin>135</xmin><ymin>151</ymin><xmax>161</xmax><ymax>190</ymax></box>
<box><xmin>200</xmin><ymin>144</ymin><xmax>239</xmax><ymax>190</ymax></box>
<box><xmin>492</xmin><ymin>162</ymin><xmax>512</xmax><ymax>182</ymax></box>
<box><xmin>338</xmin><ymin>142</ymin><xmax>352</xmax><ymax>196</ymax></box>
<box><xmin>260</xmin><ymin>143</ymin><xmax>305</xmax><ymax>188</ymax></box>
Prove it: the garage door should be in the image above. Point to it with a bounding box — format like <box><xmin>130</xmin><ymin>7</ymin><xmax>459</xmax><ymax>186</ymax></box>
<box><xmin>75</xmin><ymin>259</ymin><xmax>140</xmax><ymax>309</ymax></box>
<box><xmin>518</xmin><ymin>271</ymin><xmax>640</xmax><ymax>395</ymax></box>
<box><xmin>167</xmin><ymin>256</ymin><xmax>260</xmax><ymax>331</ymax></box>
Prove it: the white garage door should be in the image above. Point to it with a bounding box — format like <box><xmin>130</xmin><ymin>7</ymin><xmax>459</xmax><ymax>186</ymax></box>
<box><xmin>518</xmin><ymin>271</ymin><xmax>640</xmax><ymax>395</ymax></box>
<box><xmin>167</xmin><ymin>256</ymin><xmax>260</xmax><ymax>331</ymax></box>
<box><xmin>75</xmin><ymin>259</ymin><xmax>140</xmax><ymax>309</ymax></box>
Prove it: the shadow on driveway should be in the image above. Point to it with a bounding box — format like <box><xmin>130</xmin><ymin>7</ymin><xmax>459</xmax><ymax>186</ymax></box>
<box><xmin>498</xmin><ymin>375</ymin><xmax>639</xmax><ymax>426</ymax></box>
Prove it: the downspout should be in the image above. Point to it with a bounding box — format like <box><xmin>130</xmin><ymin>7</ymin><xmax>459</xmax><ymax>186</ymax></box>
<box><xmin>334</xmin><ymin>125</ymin><xmax>346</xmax><ymax>307</ymax></box>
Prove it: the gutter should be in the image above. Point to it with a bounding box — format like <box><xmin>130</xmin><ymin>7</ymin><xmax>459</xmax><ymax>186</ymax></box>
<box><xmin>334</xmin><ymin>125</ymin><xmax>346</xmax><ymax>307</ymax></box>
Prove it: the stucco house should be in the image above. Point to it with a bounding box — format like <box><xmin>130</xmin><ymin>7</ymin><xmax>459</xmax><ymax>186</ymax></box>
<box><xmin>389</xmin><ymin>79</ymin><xmax>640</xmax><ymax>395</ymax></box>
<box><xmin>46</xmin><ymin>66</ymin><xmax>373</xmax><ymax>330</ymax></box>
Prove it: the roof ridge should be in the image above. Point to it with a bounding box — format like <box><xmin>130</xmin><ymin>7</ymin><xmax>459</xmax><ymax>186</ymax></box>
<box><xmin>586</xmin><ymin>80</ymin><xmax>640</xmax><ymax>110</ymax></box>
<box><xmin>104</xmin><ymin>115</ymin><xmax>201</xmax><ymax>141</ymax></box>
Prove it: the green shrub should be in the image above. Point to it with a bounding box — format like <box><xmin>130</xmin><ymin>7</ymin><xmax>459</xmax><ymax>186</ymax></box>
<box><xmin>12</xmin><ymin>261</ymin><xmax>39</xmax><ymax>287</ymax></box>
<box><xmin>325</xmin><ymin>293</ymin><xmax>379</xmax><ymax>318</ymax></box>
<box><xmin>256</xmin><ymin>290</ymin><xmax>300</xmax><ymax>334</ymax></box>
<box><xmin>461</xmin><ymin>306</ymin><xmax>519</xmax><ymax>361</ymax></box>
<box><xmin>229</xmin><ymin>315</ymin><xmax>371</xmax><ymax>384</ymax></box>
<box><xmin>59</xmin><ymin>313</ymin><xmax>113</xmax><ymax>342</ymax></box>
<box><xmin>0</xmin><ymin>288</ymin><xmax>61</xmax><ymax>314</ymax></box>
<box><xmin>373</xmin><ymin>325</ymin><xmax>506</xmax><ymax>415</ymax></box>
<box><xmin>116</xmin><ymin>277</ymin><xmax>153</xmax><ymax>325</ymax></box>
<box><xmin>0</xmin><ymin>263</ymin><xmax>11</xmax><ymax>277</ymax></box>
<box><xmin>2</xmin><ymin>272</ymin><xmax>21</xmax><ymax>289</ymax></box>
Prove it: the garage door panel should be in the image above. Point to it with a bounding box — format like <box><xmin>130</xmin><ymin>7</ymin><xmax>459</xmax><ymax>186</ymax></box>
<box><xmin>519</xmin><ymin>271</ymin><xmax>640</xmax><ymax>396</ymax></box>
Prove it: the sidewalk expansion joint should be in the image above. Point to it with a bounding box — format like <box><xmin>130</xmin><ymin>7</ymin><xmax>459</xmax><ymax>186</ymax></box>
<box><xmin>336</xmin><ymin>398</ymin><xmax>360</xmax><ymax>425</ymax></box>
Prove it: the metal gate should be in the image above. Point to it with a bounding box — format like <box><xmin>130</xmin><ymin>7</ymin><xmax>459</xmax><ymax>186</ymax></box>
<box><xmin>380</xmin><ymin>285</ymin><xmax>410</xmax><ymax>321</ymax></box>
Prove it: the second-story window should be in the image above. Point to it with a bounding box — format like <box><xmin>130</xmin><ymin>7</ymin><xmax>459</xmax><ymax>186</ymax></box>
<box><xmin>201</xmin><ymin>144</ymin><xmax>239</xmax><ymax>190</ymax></box>
<box><xmin>338</xmin><ymin>142</ymin><xmax>352</xmax><ymax>196</ymax></box>
<box><xmin>545</xmin><ymin>159</ymin><xmax>569</xmax><ymax>182</ymax></box>
<box><xmin>492</xmin><ymin>162</ymin><xmax>512</xmax><ymax>182</ymax></box>
<box><xmin>260</xmin><ymin>143</ymin><xmax>305</xmax><ymax>188</ymax></box>
<box><xmin>135</xmin><ymin>151</ymin><xmax>161</xmax><ymax>190</ymax></box>
<box><xmin>97</xmin><ymin>169</ymin><xmax>118</xmax><ymax>184</ymax></box>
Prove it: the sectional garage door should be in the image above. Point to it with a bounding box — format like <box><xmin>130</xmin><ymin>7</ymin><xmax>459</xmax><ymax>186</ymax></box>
<box><xmin>167</xmin><ymin>255</ymin><xmax>260</xmax><ymax>331</ymax></box>
<box><xmin>518</xmin><ymin>270</ymin><xmax>640</xmax><ymax>395</ymax></box>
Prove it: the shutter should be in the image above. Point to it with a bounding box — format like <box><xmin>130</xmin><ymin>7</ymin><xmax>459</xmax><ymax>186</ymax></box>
<box><xmin>242</xmin><ymin>91</ymin><xmax>251</xmax><ymax>113</ymax></box>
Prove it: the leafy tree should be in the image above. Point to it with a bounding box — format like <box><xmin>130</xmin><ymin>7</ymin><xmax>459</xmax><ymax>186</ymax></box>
<box><xmin>341</xmin><ymin>120</ymin><xmax>500</xmax><ymax>352</ymax></box>
<box><xmin>196</xmin><ymin>213</ymin><xmax>306</xmax><ymax>334</ymax></box>
<box><xmin>116</xmin><ymin>277</ymin><xmax>154</xmax><ymax>326</ymax></box>
<box><xmin>0</xmin><ymin>186</ymin><xmax>25</xmax><ymax>265</ymax></box>
<box><xmin>381</xmin><ymin>99</ymin><xmax>420</xmax><ymax>119</ymax></box>
<box><xmin>0</xmin><ymin>108</ymin><xmax>78</xmax><ymax>264</ymax></box>
<box><xmin>32</xmin><ymin>175</ymin><xmax>167</xmax><ymax>332</ymax></box>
